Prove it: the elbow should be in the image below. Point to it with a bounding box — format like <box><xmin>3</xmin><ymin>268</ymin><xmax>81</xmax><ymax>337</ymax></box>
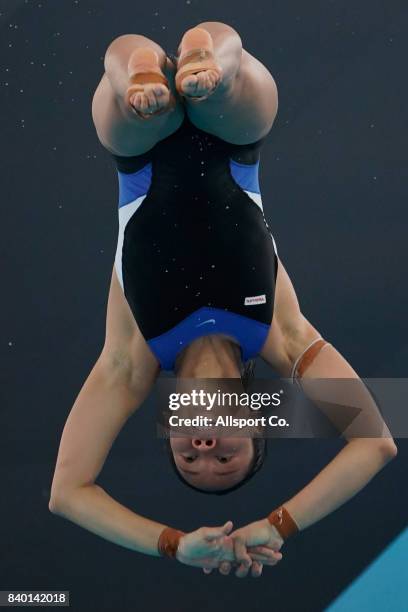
<box><xmin>49</xmin><ymin>482</ymin><xmax>93</xmax><ymax>515</ymax></box>
<box><xmin>48</xmin><ymin>495</ymin><xmax>60</xmax><ymax>515</ymax></box>
<box><xmin>350</xmin><ymin>437</ymin><xmax>398</xmax><ymax>469</ymax></box>
<box><xmin>379</xmin><ymin>438</ymin><xmax>398</xmax><ymax>464</ymax></box>
<box><xmin>48</xmin><ymin>489</ymin><xmax>67</xmax><ymax>515</ymax></box>
<box><xmin>48</xmin><ymin>484</ymin><xmax>73</xmax><ymax>516</ymax></box>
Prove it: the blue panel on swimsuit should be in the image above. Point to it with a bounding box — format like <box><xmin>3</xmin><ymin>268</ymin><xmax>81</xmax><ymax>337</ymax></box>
<box><xmin>117</xmin><ymin>163</ymin><xmax>153</xmax><ymax>208</ymax></box>
<box><xmin>229</xmin><ymin>160</ymin><xmax>260</xmax><ymax>194</ymax></box>
<box><xmin>147</xmin><ymin>306</ymin><xmax>270</xmax><ymax>371</ymax></box>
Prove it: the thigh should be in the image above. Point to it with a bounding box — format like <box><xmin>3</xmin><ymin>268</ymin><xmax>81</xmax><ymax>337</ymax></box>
<box><xmin>101</xmin><ymin>266</ymin><xmax>160</xmax><ymax>381</ymax></box>
<box><xmin>259</xmin><ymin>258</ymin><xmax>321</xmax><ymax>374</ymax></box>
<box><xmin>186</xmin><ymin>49</ymin><xmax>278</xmax><ymax>144</ymax></box>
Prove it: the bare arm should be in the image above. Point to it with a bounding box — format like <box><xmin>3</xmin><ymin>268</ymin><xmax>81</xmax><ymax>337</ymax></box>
<box><xmin>284</xmin><ymin>437</ymin><xmax>397</xmax><ymax>531</ymax></box>
<box><xmin>285</xmin><ymin>372</ymin><xmax>398</xmax><ymax>530</ymax></box>
<box><xmin>48</xmin><ymin>350</ymin><xmax>167</xmax><ymax>555</ymax></box>
<box><xmin>227</xmin><ymin>364</ymin><xmax>397</xmax><ymax>576</ymax></box>
<box><xmin>49</xmin><ymin>267</ymin><xmax>166</xmax><ymax>555</ymax></box>
<box><xmin>225</xmin><ymin>437</ymin><xmax>397</xmax><ymax>578</ymax></box>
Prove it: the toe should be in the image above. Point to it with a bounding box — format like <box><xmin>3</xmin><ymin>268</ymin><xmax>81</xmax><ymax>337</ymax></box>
<box><xmin>208</xmin><ymin>70</ymin><xmax>219</xmax><ymax>87</ymax></box>
<box><xmin>196</xmin><ymin>72</ymin><xmax>207</xmax><ymax>93</ymax></box>
<box><xmin>182</xmin><ymin>70</ymin><xmax>220</xmax><ymax>98</ymax></box>
<box><xmin>131</xmin><ymin>84</ymin><xmax>170</xmax><ymax>116</ymax></box>
<box><xmin>134</xmin><ymin>92</ymin><xmax>142</xmax><ymax>108</ymax></box>
<box><xmin>146</xmin><ymin>88</ymin><xmax>158</xmax><ymax>111</ymax></box>
<box><xmin>184</xmin><ymin>74</ymin><xmax>198</xmax><ymax>93</ymax></box>
<box><xmin>140</xmin><ymin>94</ymin><xmax>149</xmax><ymax>112</ymax></box>
<box><xmin>155</xmin><ymin>85</ymin><xmax>170</xmax><ymax>110</ymax></box>
<box><xmin>153</xmin><ymin>84</ymin><xmax>165</xmax><ymax>97</ymax></box>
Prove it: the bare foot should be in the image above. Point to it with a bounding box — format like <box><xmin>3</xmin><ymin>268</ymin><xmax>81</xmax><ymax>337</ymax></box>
<box><xmin>179</xmin><ymin>69</ymin><xmax>220</xmax><ymax>100</ymax></box>
<box><xmin>176</xmin><ymin>27</ymin><xmax>223</xmax><ymax>101</ymax></box>
<box><xmin>126</xmin><ymin>48</ymin><xmax>174</xmax><ymax>119</ymax></box>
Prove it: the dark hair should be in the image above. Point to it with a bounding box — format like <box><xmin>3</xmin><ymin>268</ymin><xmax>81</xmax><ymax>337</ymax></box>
<box><xmin>240</xmin><ymin>357</ymin><xmax>256</xmax><ymax>391</ymax></box>
<box><xmin>164</xmin><ymin>436</ymin><xmax>267</xmax><ymax>495</ymax></box>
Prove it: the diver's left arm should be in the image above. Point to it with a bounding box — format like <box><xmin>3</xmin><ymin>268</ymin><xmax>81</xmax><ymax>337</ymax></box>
<box><xmin>283</xmin><ymin>436</ymin><xmax>397</xmax><ymax>531</ymax></box>
<box><xmin>226</xmin><ymin>437</ymin><xmax>397</xmax><ymax>577</ymax></box>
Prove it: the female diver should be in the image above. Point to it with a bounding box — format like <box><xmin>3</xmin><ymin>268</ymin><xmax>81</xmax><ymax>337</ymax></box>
<box><xmin>49</xmin><ymin>23</ymin><xmax>397</xmax><ymax>578</ymax></box>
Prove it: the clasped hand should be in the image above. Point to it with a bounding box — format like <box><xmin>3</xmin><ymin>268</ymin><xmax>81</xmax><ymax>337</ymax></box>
<box><xmin>176</xmin><ymin>519</ymin><xmax>284</xmax><ymax>578</ymax></box>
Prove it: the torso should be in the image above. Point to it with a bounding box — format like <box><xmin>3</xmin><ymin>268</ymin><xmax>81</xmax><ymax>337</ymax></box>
<box><xmin>111</xmin><ymin>115</ymin><xmax>278</xmax><ymax>370</ymax></box>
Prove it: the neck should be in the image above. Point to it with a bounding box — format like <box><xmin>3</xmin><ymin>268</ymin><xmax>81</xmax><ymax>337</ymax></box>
<box><xmin>177</xmin><ymin>335</ymin><xmax>241</xmax><ymax>378</ymax></box>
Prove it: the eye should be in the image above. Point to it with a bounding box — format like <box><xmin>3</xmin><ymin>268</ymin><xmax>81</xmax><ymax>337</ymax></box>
<box><xmin>182</xmin><ymin>455</ymin><xmax>196</xmax><ymax>463</ymax></box>
<box><xmin>217</xmin><ymin>456</ymin><xmax>231</xmax><ymax>464</ymax></box>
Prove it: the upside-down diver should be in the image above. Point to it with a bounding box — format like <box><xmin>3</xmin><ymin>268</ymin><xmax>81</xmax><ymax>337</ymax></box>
<box><xmin>49</xmin><ymin>23</ymin><xmax>397</xmax><ymax>578</ymax></box>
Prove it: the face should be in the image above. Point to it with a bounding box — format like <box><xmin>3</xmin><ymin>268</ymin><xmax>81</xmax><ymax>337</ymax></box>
<box><xmin>169</xmin><ymin>436</ymin><xmax>255</xmax><ymax>491</ymax></box>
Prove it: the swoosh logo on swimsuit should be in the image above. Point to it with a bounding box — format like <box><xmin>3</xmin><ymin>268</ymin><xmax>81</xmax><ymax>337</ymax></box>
<box><xmin>196</xmin><ymin>318</ymin><xmax>216</xmax><ymax>328</ymax></box>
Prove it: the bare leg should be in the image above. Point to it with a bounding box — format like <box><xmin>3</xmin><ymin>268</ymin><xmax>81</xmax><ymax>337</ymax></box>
<box><xmin>176</xmin><ymin>22</ymin><xmax>278</xmax><ymax>144</ymax></box>
<box><xmin>92</xmin><ymin>34</ymin><xmax>184</xmax><ymax>156</ymax></box>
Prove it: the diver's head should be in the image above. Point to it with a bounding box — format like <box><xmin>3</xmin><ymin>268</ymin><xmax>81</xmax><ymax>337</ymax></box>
<box><xmin>168</xmin><ymin>334</ymin><xmax>266</xmax><ymax>493</ymax></box>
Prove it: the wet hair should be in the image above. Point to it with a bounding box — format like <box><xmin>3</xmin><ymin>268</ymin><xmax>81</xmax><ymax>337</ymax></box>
<box><xmin>164</xmin><ymin>436</ymin><xmax>267</xmax><ymax>495</ymax></box>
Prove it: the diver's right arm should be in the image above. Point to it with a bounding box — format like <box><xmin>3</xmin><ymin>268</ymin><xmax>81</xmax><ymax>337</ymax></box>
<box><xmin>48</xmin><ymin>264</ymin><xmax>174</xmax><ymax>555</ymax></box>
<box><xmin>48</xmin><ymin>348</ymin><xmax>236</xmax><ymax>564</ymax></box>
<box><xmin>48</xmin><ymin>347</ymin><xmax>170</xmax><ymax>555</ymax></box>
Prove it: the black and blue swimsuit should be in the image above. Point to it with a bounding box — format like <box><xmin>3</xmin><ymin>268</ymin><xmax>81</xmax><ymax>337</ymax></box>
<box><xmin>111</xmin><ymin>115</ymin><xmax>278</xmax><ymax>371</ymax></box>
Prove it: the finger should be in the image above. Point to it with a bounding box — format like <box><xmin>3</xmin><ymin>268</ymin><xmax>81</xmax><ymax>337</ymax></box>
<box><xmin>202</xmin><ymin>568</ymin><xmax>213</xmax><ymax>575</ymax></box>
<box><xmin>233</xmin><ymin>538</ymin><xmax>252</xmax><ymax>569</ymax></box>
<box><xmin>219</xmin><ymin>562</ymin><xmax>232</xmax><ymax>576</ymax></box>
<box><xmin>251</xmin><ymin>561</ymin><xmax>263</xmax><ymax>578</ymax></box>
<box><xmin>250</xmin><ymin>546</ymin><xmax>282</xmax><ymax>558</ymax></box>
<box><xmin>222</xmin><ymin>520</ymin><xmax>234</xmax><ymax>535</ymax></box>
<box><xmin>249</xmin><ymin>546</ymin><xmax>280</xmax><ymax>555</ymax></box>
<box><xmin>235</xmin><ymin>562</ymin><xmax>251</xmax><ymax>578</ymax></box>
<box><xmin>204</xmin><ymin>521</ymin><xmax>233</xmax><ymax>541</ymax></box>
<box><xmin>249</xmin><ymin>547</ymin><xmax>283</xmax><ymax>564</ymax></box>
<box><xmin>250</xmin><ymin>554</ymin><xmax>279</xmax><ymax>565</ymax></box>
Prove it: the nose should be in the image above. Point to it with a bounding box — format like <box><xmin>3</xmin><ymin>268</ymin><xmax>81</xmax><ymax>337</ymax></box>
<box><xmin>192</xmin><ymin>438</ymin><xmax>216</xmax><ymax>450</ymax></box>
